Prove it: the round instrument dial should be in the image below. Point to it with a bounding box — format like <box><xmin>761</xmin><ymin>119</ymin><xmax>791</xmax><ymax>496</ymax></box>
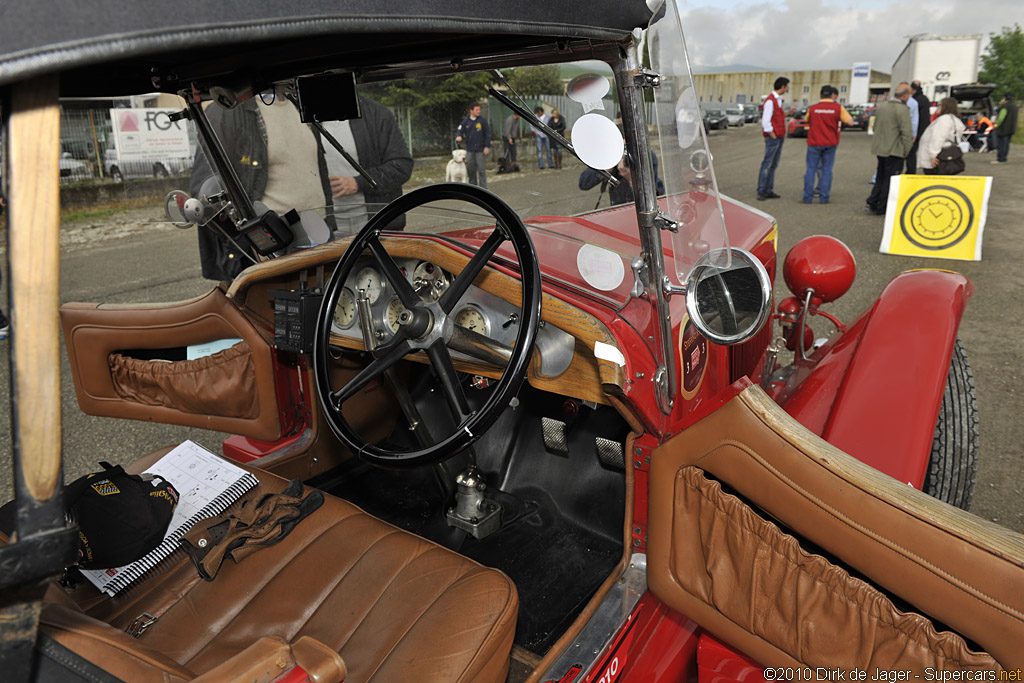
<box><xmin>454</xmin><ymin>306</ymin><xmax>488</xmax><ymax>335</ymax></box>
<box><xmin>413</xmin><ymin>261</ymin><xmax>449</xmax><ymax>302</ymax></box>
<box><xmin>333</xmin><ymin>288</ymin><xmax>356</xmax><ymax>329</ymax></box>
<box><xmin>386</xmin><ymin>297</ymin><xmax>408</xmax><ymax>333</ymax></box>
<box><xmin>354</xmin><ymin>266</ymin><xmax>383</xmax><ymax>304</ymax></box>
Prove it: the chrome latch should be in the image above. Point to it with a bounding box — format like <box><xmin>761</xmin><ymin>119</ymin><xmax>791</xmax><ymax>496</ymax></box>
<box><xmin>126</xmin><ymin>612</ymin><xmax>158</xmax><ymax>638</ymax></box>
<box><xmin>654</xmin><ymin>212</ymin><xmax>678</xmax><ymax>233</ymax></box>
<box><xmin>630</xmin><ymin>257</ymin><xmax>648</xmax><ymax>299</ymax></box>
<box><xmin>634</xmin><ymin>69</ymin><xmax>662</xmax><ymax>88</ymax></box>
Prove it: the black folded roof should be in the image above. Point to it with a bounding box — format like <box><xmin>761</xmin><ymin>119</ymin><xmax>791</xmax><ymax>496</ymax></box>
<box><xmin>0</xmin><ymin>1</ymin><xmax>653</xmax><ymax>95</ymax></box>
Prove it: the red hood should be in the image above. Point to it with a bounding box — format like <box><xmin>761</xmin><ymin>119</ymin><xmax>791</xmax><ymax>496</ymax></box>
<box><xmin>441</xmin><ymin>194</ymin><xmax>777</xmax><ymax>306</ymax></box>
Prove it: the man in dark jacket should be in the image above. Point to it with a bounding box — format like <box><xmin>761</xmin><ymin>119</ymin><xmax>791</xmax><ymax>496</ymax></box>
<box><xmin>189</xmin><ymin>96</ymin><xmax>412</xmax><ymax>281</ymax></box>
<box><xmin>906</xmin><ymin>81</ymin><xmax>931</xmax><ymax>174</ymax></box>
<box><xmin>991</xmin><ymin>93</ymin><xmax>1018</xmax><ymax>165</ymax></box>
<box><xmin>455</xmin><ymin>104</ymin><xmax>492</xmax><ymax>188</ymax></box>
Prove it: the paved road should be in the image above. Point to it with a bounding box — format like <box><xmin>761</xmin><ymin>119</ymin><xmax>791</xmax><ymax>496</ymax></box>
<box><xmin>1</xmin><ymin>125</ymin><xmax>1021</xmax><ymax>533</ymax></box>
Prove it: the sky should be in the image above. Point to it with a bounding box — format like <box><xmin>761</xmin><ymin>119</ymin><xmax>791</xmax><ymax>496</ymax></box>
<box><xmin>677</xmin><ymin>0</ymin><xmax>1020</xmax><ymax>73</ymax></box>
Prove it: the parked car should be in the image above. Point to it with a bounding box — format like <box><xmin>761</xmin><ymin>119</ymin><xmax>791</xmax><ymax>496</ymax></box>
<box><xmin>843</xmin><ymin>105</ymin><xmax>872</xmax><ymax>130</ymax></box>
<box><xmin>1</xmin><ymin>2</ymin><xmax>1016</xmax><ymax>682</ymax></box>
<box><xmin>724</xmin><ymin>104</ymin><xmax>745</xmax><ymax>127</ymax></box>
<box><xmin>787</xmin><ymin>113</ymin><xmax>809</xmax><ymax>137</ymax></box>
<box><xmin>951</xmin><ymin>82</ymin><xmax>996</xmax><ymax>120</ymax></box>
<box><xmin>743</xmin><ymin>103</ymin><xmax>759</xmax><ymax>123</ymax></box>
<box><xmin>58</xmin><ymin>152</ymin><xmax>94</xmax><ymax>183</ymax></box>
<box><xmin>700</xmin><ymin>103</ymin><xmax>729</xmax><ymax>130</ymax></box>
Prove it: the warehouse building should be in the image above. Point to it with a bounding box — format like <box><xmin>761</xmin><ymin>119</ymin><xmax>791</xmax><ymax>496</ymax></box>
<box><xmin>693</xmin><ymin>67</ymin><xmax>891</xmax><ymax>108</ymax></box>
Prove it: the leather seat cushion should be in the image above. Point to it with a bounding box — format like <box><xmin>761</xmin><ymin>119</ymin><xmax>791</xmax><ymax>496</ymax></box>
<box><xmin>52</xmin><ymin>460</ymin><xmax>518</xmax><ymax>683</ymax></box>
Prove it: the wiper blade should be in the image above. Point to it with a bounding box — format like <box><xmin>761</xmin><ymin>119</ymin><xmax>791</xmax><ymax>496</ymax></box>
<box><xmin>284</xmin><ymin>93</ymin><xmax>379</xmax><ymax>191</ymax></box>
<box><xmin>487</xmin><ymin>87</ymin><xmax>619</xmax><ymax>187</ymax></box>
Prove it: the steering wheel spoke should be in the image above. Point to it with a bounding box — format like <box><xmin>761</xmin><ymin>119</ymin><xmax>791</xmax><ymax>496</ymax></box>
<box><xmin>368</xmin><ymin>234</ymin><xmax>420</xmax><ymax>309</ymax></box>
<box><xmin>330</xmin><ymin>337</ymin><xmax>413</xmax><ymax>408</ymax></box>
<box><xmin>427</xmin><ymin>340</ymin><xmax>473</xmax><ymax>423</ymax></box>
<box><xmin>439</xmin><ymin>227</ymin><xmax>507</xmax><ymax>314</ymax></box>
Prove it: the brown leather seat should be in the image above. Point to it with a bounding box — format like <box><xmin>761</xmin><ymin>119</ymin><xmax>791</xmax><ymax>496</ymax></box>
<box><xmin>38</xmin><ymin>450</ymin><xmax>519</xmax><ymax>683</ymax></box>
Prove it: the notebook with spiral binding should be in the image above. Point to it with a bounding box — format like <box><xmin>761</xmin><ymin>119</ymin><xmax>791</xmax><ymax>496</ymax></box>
<box><xmin>79</xmin><ymin>440</ymin><xmax>259</xmax><ymax>596</ymax></box>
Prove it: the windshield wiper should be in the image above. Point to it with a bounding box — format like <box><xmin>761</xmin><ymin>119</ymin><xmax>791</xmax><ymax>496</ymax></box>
<box><xmin>284</xmin><ymin>93</ymin><xmax>379</xmax><ymax>191</ymax></box>
<box><xmin>487</xmin><ymin>85</ymin><xmax>619</xmax><ymax>187</ymax></box>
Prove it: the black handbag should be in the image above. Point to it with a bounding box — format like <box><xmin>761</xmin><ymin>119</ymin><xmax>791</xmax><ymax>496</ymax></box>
<box><xmin>935</xmin><ymin>144</ymin><xmax>965</xmax><ymax>175</ymax></box>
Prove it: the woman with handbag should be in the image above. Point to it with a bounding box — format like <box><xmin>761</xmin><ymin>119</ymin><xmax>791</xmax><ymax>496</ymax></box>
<box><xmin>917</xmin><ymin>97</ymin><xmax>967</xmax><ymax>175</ymax></box>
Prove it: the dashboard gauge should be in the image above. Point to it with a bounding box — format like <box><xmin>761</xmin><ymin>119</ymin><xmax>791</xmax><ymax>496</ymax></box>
<box><xmin>385</xmin><ymin>297</ymin><xmax>408</xmax><ymax>333</ymax></box>
<box><xmin>354</xmin><ymin>266</ymin><xmax>383</xmax><ymax>304</ymax></box>
<box><xmin>333</xmin><ymin>288</ymin><xmax>356</xmax><ymax>329</ymax></box>
<box><xmin>413</xmin><ymin>261</ymin><xmax>449</xmax><ymax>302</ymax></box>
<box><xmin>454</xmin><ymin>305</ymin><xmax>488</xmax><ymax>335</ymax></box>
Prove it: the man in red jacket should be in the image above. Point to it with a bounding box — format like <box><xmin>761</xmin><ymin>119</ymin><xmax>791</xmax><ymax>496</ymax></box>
<box><xmin>802</xmin><ymin>86</ymin><xmax>853</xmax><ymax>204</ymax></box>
<box><xmin>757</xmin><ymin>77</ymin><xmax>790</xmax><ymax>201</ymax></box>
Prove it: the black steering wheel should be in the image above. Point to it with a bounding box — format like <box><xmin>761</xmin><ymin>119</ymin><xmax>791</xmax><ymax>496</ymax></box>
<box><xmin>313</xmin><ymin>183</ymin><xmax>541</xmax><ymax>468</ymax></box>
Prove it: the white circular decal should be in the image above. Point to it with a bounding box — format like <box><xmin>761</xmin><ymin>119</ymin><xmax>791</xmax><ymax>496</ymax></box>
<box><xmin>576</xmin><ymin>244</ymin><xmax>626</xmax><ymax>292</ymax></box>
<box><xmin>572</xmin><ymin>113</ymin><xmax>625</xmax><ymax>171</ymax></box>
<box><xmin>675</xmin><ymin>87</ymin><xmax>700</xmax><ymax>149</ymax></box>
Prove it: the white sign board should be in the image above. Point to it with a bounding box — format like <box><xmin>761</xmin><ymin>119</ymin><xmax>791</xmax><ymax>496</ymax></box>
<box><xmin>850</xmin><ymin>62</ymin><xmax>871</xmax><ymax>105</ymax></box>
<box><xmin>109</xmin><ymin>108</ymin><xmax>191</xmax><ymax>160</ymax></box>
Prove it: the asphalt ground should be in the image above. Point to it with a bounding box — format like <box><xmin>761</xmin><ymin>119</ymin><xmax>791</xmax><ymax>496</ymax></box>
<box><xmin>0</xmin><ymin>125</ymin><xmax>1022</xmax><ymax>534</ymax></box>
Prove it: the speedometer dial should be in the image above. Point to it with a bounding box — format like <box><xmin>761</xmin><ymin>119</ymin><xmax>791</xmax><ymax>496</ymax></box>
<box><xmin>333</xmin><ymin>288</ymin><xmax>356</xmax><ymax>329</ymax></box>
<box><xmin>454</xmin><ymin>305</ymin><xmax>488</xmax><ymax>335</ymax></box>
<box><xmin>354</xmin><ymin>266</ymin><xmax>383</xmax><ymax>304</ymax></box>
<box><xmin>386</xmin><ymin>297</ymin><xmax>407</xmax><ymax>333</ymax></box>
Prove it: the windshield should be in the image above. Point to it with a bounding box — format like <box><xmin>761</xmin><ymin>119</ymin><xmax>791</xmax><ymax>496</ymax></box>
<box><xmin>156</xmin><ymin>60</ymin><xmax>653</xmax><ymax>306</ymax></box>
<box><xmin>647</xmin><ymin>0</ymin><xmax>731</xmax><ymax>277</ymax></box>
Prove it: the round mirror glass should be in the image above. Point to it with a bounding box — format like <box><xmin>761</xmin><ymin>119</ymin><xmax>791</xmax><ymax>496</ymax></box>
<box><xmin>164</xmin><ymin>190</ymin><xmax>193</xmax><ymax>228</ymax></box>
<box><xmin>572</xmin><ymin>113</ymin><xmax>624</xmax><ymax>171</ymax></box>
<box><xmin>685</xmin><ymin>247</ymin><xmax>771</xmax><ymax>345</ymax></box>
<box><xmin>567</xmin><ymin>73</ymin><xmax>611</xmax><ymax>104</ymax></box>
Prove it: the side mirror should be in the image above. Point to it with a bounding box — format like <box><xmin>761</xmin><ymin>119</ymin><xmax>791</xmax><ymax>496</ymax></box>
<box><xmin>164</xmin><ymin>190</ymin><xmax>194</xmax><ymax>228</ymax></box>
<box><xmin>684</xmin><ymin>247</ymin><xmax>772</xmax><ymax>345</ymax></box>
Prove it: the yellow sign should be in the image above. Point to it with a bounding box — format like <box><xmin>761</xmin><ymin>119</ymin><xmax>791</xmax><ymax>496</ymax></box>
<box><xmin>879</xmin><ymin>175</ymin><xmax>992</xmax><ymax>261</ymax></box>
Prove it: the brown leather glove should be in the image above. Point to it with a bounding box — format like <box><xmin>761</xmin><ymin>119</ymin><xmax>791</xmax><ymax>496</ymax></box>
<box><xmin>181</xmin><ymin>479</ymin><xmax>323</xmax><ymax>580</ymax></box>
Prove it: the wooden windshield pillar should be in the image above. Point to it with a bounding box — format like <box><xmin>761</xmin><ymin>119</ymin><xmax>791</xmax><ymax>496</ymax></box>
<box><xmin>0</xmin><ymin>74</ymin><xmax>79</xmax><ymax>679</ymax></box>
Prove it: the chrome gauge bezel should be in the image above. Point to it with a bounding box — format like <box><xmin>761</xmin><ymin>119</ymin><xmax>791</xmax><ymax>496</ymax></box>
<box><xmin>453</xmin><ymin>304</ymin><xmax>491</xmax><ymax>336</ymax></box>
<box><xmin>333</xmin><ymin>287</ymin><xmax>357</xmax><ymax>330</ymax></box>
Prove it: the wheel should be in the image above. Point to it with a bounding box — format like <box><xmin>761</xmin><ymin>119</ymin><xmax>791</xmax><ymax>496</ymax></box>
<box><xmin>923</xmin><ymin>338</ymin><xmax>978</xmax><ymax>509</ymax></box>
<box><xmin>110</xmin><ymin>166</ymin><xmax>123</xmax><ymax>182</ymax></box>
<box><xmin>154</xmin><ymin>163</ymin><xmax>169</xmax><ymax>177</ymax></box>
<box><xmin>313</xmin><ymin>182</ymin><xmax>541</xmax><ymax>468</ymax></box>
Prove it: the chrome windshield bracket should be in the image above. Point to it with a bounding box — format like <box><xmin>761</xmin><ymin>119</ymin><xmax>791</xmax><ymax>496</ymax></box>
<box><xmin>630</xmin><ymin>257</ymin><xmax>649</xmax><ymax>299</ymax></box>
<box><xmin>616</xmin><ymin>46</ymin><xmax>677</xmax><ymax>416</ymax></box>
<box><xmin>634</xmin><ymin>69</ymin><xmax>662</xmax><ymax>89</ymax></box>
<box><xmin>654</xmin><ymin>212</ymin><xmax>679</xmax><ymax>233</ymax></box>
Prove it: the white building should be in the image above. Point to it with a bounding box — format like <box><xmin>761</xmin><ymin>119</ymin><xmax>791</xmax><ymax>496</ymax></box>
<box><xmin>890</xmin><ymin>34</ymin><xmax>983</xmax><ymax>101</ymax></box>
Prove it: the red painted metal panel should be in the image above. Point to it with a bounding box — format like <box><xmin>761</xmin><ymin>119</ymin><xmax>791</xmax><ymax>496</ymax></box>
<box><xmin>697</xmin><ymin>634</ymin><xmax>770</xmax><ymax>683</ymax></box>
<box><xmin>821</xmin><ymin>270</ymin><xmax>973</xmax><ymax>486</ymax></box>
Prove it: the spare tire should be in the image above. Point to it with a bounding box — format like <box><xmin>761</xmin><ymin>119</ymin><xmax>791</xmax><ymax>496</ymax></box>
<box><xmin>923</xmin><ymin>338</ymin><xmax>978</xmax><ymax>510</ymax></box>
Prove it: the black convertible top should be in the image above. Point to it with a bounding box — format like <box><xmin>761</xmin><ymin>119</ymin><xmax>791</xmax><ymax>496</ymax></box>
<box><xmin>0</xmin><ymin>1</ymin><xmax>653</xmax><ymax>95</ymax></box>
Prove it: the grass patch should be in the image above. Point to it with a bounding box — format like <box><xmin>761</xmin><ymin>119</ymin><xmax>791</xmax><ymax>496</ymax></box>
<box><xmin>60</xmin><ymin>196</ymin><xmax>161</xmax><ymax>223</ymax></box>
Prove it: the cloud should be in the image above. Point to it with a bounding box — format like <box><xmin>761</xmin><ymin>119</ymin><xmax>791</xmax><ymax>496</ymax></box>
<box><xmin>679</xmin><ymin>0</ymin><xmax>1016</xmax><ymax>72</ymax></box>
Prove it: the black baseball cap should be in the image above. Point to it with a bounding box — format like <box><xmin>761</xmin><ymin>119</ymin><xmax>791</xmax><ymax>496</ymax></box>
<box><xmin>64</xmin><ymin>462</ymin><xmax>178</xmax><ymax>569</ymax></box>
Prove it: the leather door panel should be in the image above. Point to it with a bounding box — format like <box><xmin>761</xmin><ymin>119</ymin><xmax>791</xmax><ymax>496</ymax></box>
<box><xmin>648</xmin><ymin>385</ymin><xmax>1022</xmax><ymax>670</ymax></box>
<box><xmin>60</xmin><ymin>288</ymin><xmax>282</xmax><ymax>441</ymax></box>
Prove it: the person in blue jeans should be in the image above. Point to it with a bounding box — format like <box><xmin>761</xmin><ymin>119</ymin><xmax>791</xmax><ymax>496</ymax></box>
<box><xmin>530</xmin><ymin>106</ymin><xmax>553</xmax><ymax>169</ymax></box>
<box><xmin>803</xmin><ymin>86</ymin><xmax>853</xmax><ymax>203</ymax></box>
<box><xmin>757</xmin><ymin>77</ymin><xmax>789</xmax><ymax>200</ymax></box>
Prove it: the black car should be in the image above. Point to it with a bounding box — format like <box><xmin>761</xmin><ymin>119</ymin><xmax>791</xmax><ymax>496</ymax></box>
<box><xmin>700</xmin><ymin>103</ymin><xmax>729</xmax><ymax>130</ymax></box>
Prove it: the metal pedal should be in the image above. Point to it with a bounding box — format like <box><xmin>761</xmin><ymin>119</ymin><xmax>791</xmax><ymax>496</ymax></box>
<box><xmin>595</xmin><ymin>437</ymin><xmax>624</xmax><ymax>470</ymax></box>
<box><xmin>541</xmin><ymin>417</ymin><xmax>569</xmax><ymax>456</ymax></box>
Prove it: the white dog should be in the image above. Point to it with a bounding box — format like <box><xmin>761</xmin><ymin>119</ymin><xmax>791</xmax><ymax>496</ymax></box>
<box><xmin>445</xmin><ymin>149</ymin><xmax>469</xmax><ymax>183</ymax></box>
